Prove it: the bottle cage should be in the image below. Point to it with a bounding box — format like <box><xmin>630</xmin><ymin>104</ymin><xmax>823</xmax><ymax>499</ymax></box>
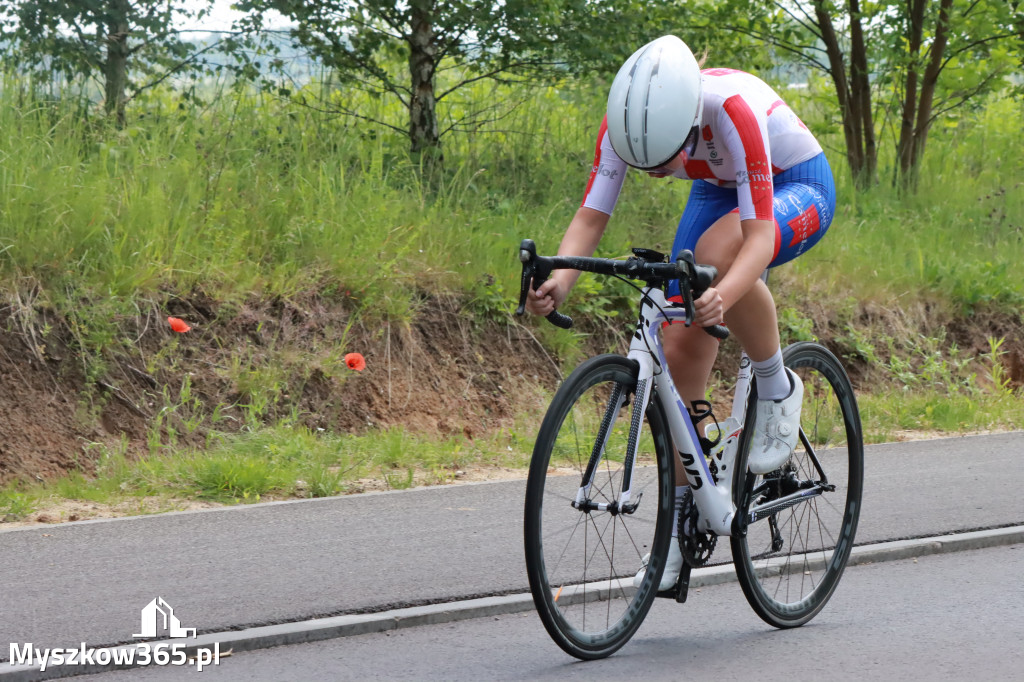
<box><xmin>688</xmin><ymin>400</ymin><xmax>722</xmax><ymax>456</ymax></box>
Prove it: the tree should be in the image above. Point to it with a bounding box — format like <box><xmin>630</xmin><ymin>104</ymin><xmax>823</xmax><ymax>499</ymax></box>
<box><xmin>236</xmin><ymin>0</ymin><xmax>659</xmax><ymax>159</ymax></box>
<box><xmin>891</xmin><ymin>0</ymin><xmax>1022</xmax><ymax>189</ymax></box>
<box><xmin>0</xmin><ymin>1</ymin><xmax>223</xmax><ymax>125</ymax></box>
<box><xmin>696</xmin><ymin>1</ymin><xmax>1024</xmax><ymax>190</ymax></box>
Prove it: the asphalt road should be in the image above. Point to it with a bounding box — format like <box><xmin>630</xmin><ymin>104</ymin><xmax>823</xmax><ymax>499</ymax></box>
<box><xmin>1</xmin><ymin>432</ymin><xmax>1022</xmax><ymax>660</ymax></box>
<box><xmin>91</xmin><ymin>543</ymin><xmax>1024</xmax><ymax>681</ymax></box>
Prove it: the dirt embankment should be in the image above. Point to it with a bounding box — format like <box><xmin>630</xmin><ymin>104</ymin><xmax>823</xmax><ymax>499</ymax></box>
<box><xmin>0</xmin><ymin>291</ymin><xmax>563</xmax><ymax>486</ymax></box>
<box><xmin>1</xmin><ymin>288</ymin><xmax>1022</xmax><ymax>487</ymax></box>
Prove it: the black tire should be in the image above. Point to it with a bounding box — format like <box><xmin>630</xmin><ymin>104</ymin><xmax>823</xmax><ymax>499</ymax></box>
<box><xmin>730</xmin><ymin>342</ymin><xmax>864</xmax><ymax>628</ymax></box>
<box><xmin>524</xmin><ymin>354</ymin><xmax>675</xmax><ymax>659</ymax></box>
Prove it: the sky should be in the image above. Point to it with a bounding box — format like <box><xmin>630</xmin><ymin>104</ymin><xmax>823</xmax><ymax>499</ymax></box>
<box><xmin>178</xmin><ymin>1</ymin><xmax>245</xmax><ymax>31</ymax></box>
<box><xmin>177</xmin><ymin>0</ymin><xmax>288</xmax><ymax>32</ymax></box>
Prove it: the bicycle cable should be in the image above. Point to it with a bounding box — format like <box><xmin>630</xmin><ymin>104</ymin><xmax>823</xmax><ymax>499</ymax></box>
<box><xmin>610</xmin><ymin>273</ymin><xmax>677</xmax><ymax>376</ymax></box>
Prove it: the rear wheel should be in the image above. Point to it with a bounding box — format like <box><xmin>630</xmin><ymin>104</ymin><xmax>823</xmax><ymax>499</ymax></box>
<box><xmin>730</xmin><ymin>342</ymin><xmax>863</xmax><ymax>627</ymax></box>
<box><xmin>524</xmin><ymin>354</ymin><xmax>674</xmax><ymax>659</ymax></box>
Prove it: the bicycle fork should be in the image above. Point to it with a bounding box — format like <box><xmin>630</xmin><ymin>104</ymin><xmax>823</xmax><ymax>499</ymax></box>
<box><xmin>570</xmin><ymin>373</ymin><xmax>653</xmax><ymax>515</ymax></box>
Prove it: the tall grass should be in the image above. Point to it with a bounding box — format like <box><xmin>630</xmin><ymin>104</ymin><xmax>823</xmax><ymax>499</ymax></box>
<box><xmin>0</xmin><ymin>82</ymin><xmax>591</xmax><ymax>313</ymax></box>
<box><xmin>2</xmin><ymin>77</ymin><xmax>1021</xmax><ymax>325</ymax></box>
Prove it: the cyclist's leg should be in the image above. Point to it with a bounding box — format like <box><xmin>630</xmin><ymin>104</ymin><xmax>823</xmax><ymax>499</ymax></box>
<box><xmin>663</xmin><ymin>186</ymin><xmax>781</xmax><ymax>404</ymax></box>
<box><xmin>738</xmin><ymin>153</ymin><xmax>836</xmax><ymax>469</ymax></box>
<box><xmin>648</xmin><ymin>182</ymin><xmax>734</xmax><ymax>589</ymax></box>
<box><xmin>670</xmin><ymin>153</ymin><xmax>836</xmax><ymax>471</ymax></box>
<box><xmin>663</xmin><ymin>180</ymin><xmax>737</xmax><ymax>406</ymax></box>
<box><xmin>663</xmin><ymin>182</ymin><xmax>735</xmax><ymax>500</ymax></box>
<box><xmin>682</xmin><ymin>152</ymin><xmax>836</xmax><ymax>354</ymax></box>
<box><xmin>768</xmin><ymin>152</ymin><xmax>836</xmax><ymax>267</ymax></box>
<box><xmin>744</xmin><ymin>151</ymin><xmax>836</xmax><ymax>392</ymax></box>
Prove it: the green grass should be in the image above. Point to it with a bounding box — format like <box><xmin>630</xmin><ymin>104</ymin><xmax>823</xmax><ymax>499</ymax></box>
<box><xmin>0</xmin><ymin>420</ymin><xmax>542</xmax><ymax>517</ymax></box>
<box><xmin>859</xmin><ymin>390</ymin><xmax>1024</xmax><ymax>444</ymax></box>
<box><xmin>782</xmin><ymin>95</ymin><xmax>1024</xmax><ymax>315</ymax></box>
<box><xmin>0</xmin><ymin>490</ymin><xmax>37</xmax><ymax>521</ymax></box>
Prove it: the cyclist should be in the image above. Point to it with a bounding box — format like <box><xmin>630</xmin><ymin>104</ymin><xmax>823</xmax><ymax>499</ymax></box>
<box><xmin>524</xmin><ymin>35</ymin><xmax>836</xmax><ymax>591</ymax></box>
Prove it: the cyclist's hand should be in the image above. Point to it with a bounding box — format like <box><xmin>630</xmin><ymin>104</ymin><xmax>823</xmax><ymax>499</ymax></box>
<box><xmin>693</xmin><ymin>287</ymin><xmax>724</xmax><ymax>327</ymax></box>
<box><xmin>525</xmin><ymin>278</ymin><xmax>567</xmax><ymax>317</ymax></box>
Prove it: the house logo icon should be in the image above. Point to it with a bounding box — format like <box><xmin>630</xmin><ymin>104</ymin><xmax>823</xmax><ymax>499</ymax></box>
<box><xmin>133</xmin><ymin>597</ymin><xmax>197</xmax><ymax>639</ymax></box>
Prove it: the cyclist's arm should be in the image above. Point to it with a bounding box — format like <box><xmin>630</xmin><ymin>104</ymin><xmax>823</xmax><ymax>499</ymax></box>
<box><xmin>525</xmin><ymin>207</ymin><xmax>610</xmax><ymax>316</ymax></box>
<box><xmin>528</xmin><ymin>117</ymin><xmax>623</xmax><ymax>317</ymax></box>
<box><xmin>711</xmin><ymin>94</ymin><xmax>776</xmax><ymax>313</ymax></box>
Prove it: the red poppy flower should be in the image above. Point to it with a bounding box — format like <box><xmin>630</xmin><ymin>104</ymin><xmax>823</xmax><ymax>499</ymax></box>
<box><xmin>344</xmin><ymin>352</ymin><xmax>366</xmax><ymax>371</ymax></box>
<box><xmin>168</xmin><ymin>317</ymin><xmax>191</xmax><ymax>333</ymax></box>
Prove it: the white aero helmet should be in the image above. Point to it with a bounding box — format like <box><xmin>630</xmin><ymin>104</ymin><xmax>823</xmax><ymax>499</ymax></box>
<box><xmin>606</xmin><ymin>35</ymin><xmax>703</xmax><ymax>170</ymax></box>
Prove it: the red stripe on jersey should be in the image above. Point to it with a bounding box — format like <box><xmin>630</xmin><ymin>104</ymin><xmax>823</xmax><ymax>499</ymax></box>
<box><xmin>581</xmin><ymin>116</ymin><xmax>609</xmax><ymax>208</ymax></box>
<box><xmin>767</xmin><ymin>99</ymin><xmax>785</xmax><ymax>116</ymax></box>
<box><xmin>723</xmin><ymin>95</ymin><xmax>773</xmax><ymax>220</ymax></box>
<box><xmin>787</xmin><ymin>204</ymin><xmax>821</xmax><ymax>247</ymax></box>
<box><xmin>772</xmin><ymin>164</ymin><xmax>785</xmax><ymax>174</ymax></box>
<box><xmin>684</xmin><ymin>158</ymin><xmax>716</xmax><ymax>179</ymax></box>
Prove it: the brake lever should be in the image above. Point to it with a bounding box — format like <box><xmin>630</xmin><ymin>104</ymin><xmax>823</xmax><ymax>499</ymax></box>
<box><xmin>515</xmin><ymin>239</ymin><xmax>537</xmax><ymax>317</ymax></box>
<box><xmin>516</xmin><ymin>239</ymin><xmax>573</xmax><ymax>329</ymax></box>
<box><xmin>676</xmin><ymin>250</ymin><xmax>729</xmax><ymax>340</ymax></box>
<box><xmin>676</xmin><ymin>251</ymin><xmax>698</xmax><ymax>328</ymax></box>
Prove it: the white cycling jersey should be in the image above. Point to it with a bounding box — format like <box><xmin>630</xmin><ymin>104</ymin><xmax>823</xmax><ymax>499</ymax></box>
<box><xmin>582</xmin><ymin>69</ymin><xmax>823</xmax><ymax>222</ymax></box>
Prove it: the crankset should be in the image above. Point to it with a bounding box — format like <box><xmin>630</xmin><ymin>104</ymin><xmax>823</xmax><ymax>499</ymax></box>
<box><xmin>677</xmin><ymin>487</ymin><xmax>717</xmax><ymax>567</ymax></box>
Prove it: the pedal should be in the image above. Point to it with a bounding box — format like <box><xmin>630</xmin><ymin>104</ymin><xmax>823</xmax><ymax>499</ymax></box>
<box><xmin>674</xmin><ymin>563</ymin><xmax>693</xmax><ymax>603</ymax></box>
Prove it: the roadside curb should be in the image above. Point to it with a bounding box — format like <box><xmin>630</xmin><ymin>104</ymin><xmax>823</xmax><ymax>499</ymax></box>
<box><xmin>4</xmin><ymin>525</ymin><xmax>1021</xmax><ymax>681</ymax></box>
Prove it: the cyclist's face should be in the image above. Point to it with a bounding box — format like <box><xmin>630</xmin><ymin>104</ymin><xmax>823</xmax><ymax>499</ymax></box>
<box><xmin>645</xmin><ymin>126</ymin><xmax>698</xmax><ymax>178</ymax></box>
<box><xmin>647</xmin><ymin>153</ymin><xmax>685</xmax><ymax>178</ymax></box>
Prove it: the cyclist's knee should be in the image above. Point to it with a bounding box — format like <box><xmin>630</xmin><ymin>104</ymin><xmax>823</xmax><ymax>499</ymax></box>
<box><xmin>663</xmin><ymin>321</ymin><xmax>718</xmax><ymax>358</ymax></box>
<box><xmin>662</xmin><ymin>323</ymin><xmax>718</xmax><ymax>403</ymax></box>
<box><xmin>693</xmin><ymin>213</ymin><xmax>743</xmax><ymax>279</ymax></box>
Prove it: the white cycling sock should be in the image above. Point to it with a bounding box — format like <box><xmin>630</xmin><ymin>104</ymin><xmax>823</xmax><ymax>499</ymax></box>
<box><xmin>671</xmin><ymin>485</ymin><xmax>688</xmax><ymax>537</ymax></box>
<box><xmin>751</xmin><ymin>348</ymin><xmax>791</xmax><ymax>401</ymax></box>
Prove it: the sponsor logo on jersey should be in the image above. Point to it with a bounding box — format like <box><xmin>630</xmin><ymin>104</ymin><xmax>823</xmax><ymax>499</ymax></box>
<box><xmin>701</xmin><ymin>126</ymin><xmax>722</xmax><ymax>164</ymax></box>
<box><xmin>736</xmin><ymin>170</ymin><xmax>771</xmax><ymax>186</ymax></box>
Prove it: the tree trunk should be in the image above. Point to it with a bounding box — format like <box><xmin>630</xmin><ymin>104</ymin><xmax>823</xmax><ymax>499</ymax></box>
<box><xmin>896</xmin><ymin>0</ymin><xmax>927</xmax><ymax>187</ymax></box>
<box><xmin>908</xmin><ymin>0</ymin><xmax>954</xmax><ymax>186</ymax></box>
<box><xmin>407</xmin><ymin>1</ymin><xmax>441</xmax><ymax>160</ymax></box>
<box><xmin>102</xmin><ymin>0</ymin><xmax>131</xmax><ymax>128</ymax></box>
<box><xmin>813</xmin><ymin>2</ymin><xmax>869</xmax><ymax>189</ymax></box>
<box><xmin>848</xmin><ymin>0</ymin><xmax>876</xmax><ymax>186</ymax></box>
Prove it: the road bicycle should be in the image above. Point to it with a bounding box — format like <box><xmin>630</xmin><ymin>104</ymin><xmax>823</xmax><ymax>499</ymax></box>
<box><xmin>515</xmin><ymin>239</ymin><xmax>864</xmax><ymax>660</ymax></box>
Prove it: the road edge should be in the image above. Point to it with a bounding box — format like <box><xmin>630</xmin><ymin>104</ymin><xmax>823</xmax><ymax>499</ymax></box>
<box><xmin>4</xmin><ymin>525</ymin><xmax>1022</xmax><ymax>681</ymax></box>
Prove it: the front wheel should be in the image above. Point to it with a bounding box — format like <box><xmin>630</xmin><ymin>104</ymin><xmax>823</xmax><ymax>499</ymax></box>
<box><xmin>524</xmin><ymin>354</ymin><xmax>675</xmax><ymax>660</ymax></box>
<box><xmin>730</xmin><ymin>342</ymin><xmax>864</xmax><ymax>628</ymax></box>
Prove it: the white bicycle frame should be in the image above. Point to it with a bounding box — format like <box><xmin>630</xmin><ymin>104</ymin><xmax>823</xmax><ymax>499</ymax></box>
<box><xmin>572</xmin><ymin>287</ymin><xmax>753</xmax><ymax>537</ymax></box>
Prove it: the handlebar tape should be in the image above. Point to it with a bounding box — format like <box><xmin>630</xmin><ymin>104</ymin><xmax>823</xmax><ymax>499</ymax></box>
<box><xmin>704</xmin><ymin>324</ymin><xmax>730</xmax><ymax>340</ymax></box>
<box><xmin>545</xmin><ymin>310</ymin><xmax>574</xmax><ymax>329</ymax></box>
